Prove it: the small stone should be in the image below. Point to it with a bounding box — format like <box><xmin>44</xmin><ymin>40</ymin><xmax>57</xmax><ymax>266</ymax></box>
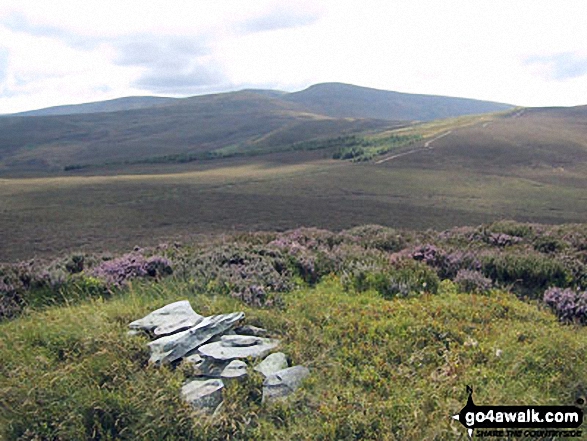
<box><xmin>262</xmin><ymin>366</ymin><xmax>309</xmax><ymax>402</ymax></box>
<box><xmin>233</xmin><ymin>325</ymin><xmax>268</xmax><ymax>337</ymax></box>
<box><xmin>221</xmin><ymin>360</ymin><xmax>248</xmax><ymax>380</ymax></box>
<box><xmin>254</xmin><ymin>352</ymin><xmax>288</xmax><ymax>377</ymax></box>
<box><xmin>181</xmin><ymin>379</ymin><xmax>224</xmax><ymax>412</ymax></box>
<box><xmin>129</xmin><ymin>300</ymin><xmax>204</xmax><ymax>336</ymax></box>
<box><xmin>495</xmin><ymin>349</ymin><xmax>503</xmax><ymax>358</ymax></box>
<box><xmin>187</xmin><ymin>355</ymin><xmax>230</xmax><ymax>378</ymax></box>
<box><xmin>198</xmin><ymin>336</ymin><xmax>279</xmax><ymax>361</ymax></box>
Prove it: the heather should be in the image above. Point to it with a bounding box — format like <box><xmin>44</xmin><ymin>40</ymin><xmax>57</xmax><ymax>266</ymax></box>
<box><xmin>3</xmin><ymin>221</ymin><xmax>587</xmax><ymax>321</ymax></box>
<box><xmin>90</xmin><ymin>253</ymin><xmax>173</xmax><ymax>289</ymax></box>
<box><xmin>2</xmin><ymin>221</ymin><xmax>587</xmax><ymax>440</ymax></box>
<box><xmin>454</xmin><ymin>269</ymin><xmax>493</xmax><ymax>294</ymax></box>
<box><xmin>544</xmin><ymin>287</ymin><xmax>587</xmax><ymax>325</ymax></box>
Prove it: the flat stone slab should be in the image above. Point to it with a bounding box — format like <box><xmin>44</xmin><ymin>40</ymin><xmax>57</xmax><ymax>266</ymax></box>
<box><xmin>254</xmin><ymin>352</ymin><xmax>288</xmax><ymax>377</ymax></box>
<box><xmin>263</xmin><ymin>366</ymin><xmax>309</xmax><ymax>402</ymax></box>
<box><xmin>129</xmin><ymin>300</ymin><xmax>204</xmax><ymax>336</ymax></box>
<box><xmin>221</xmin><ymin>360</ymin><xmax>248</xmax><ymax>379</ymax></box>
<box><xmin>148</xmin><ymin>312</ymin><xmax>244</xmax><ymax>364</ymax></box>
<box><xmin>198</xmin><ymin>335</ymin><xmax>279</xmax><ymax>361</ymax></box>
<box><xmin>181</xmin><ymin>379</ymin><xmax>224</xmax><ymax>412</ymax></box>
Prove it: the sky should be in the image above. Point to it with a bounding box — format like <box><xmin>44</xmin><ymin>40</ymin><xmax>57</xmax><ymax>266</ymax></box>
<box><xmin>1</xmin><ymin>0</ymin><xmax>587</xmax><ymax>113</ymax></box>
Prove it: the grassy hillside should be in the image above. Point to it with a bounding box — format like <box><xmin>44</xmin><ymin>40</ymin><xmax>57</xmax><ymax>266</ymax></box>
<box><xmin>283</xmin><ymin>83</ymin><xmax>512</xmax><ymax>121</ymax></box>
<box><xmin>1</xmin><ymin>143</ymin><xmax>586</xmax><ymax>262</ymax></box>
<box><xmin>0</xmin><ymin>91</ymin><xmax>395</xmax><ymax>173</ymax></box>
<box><xmin>9</xmin><ymin>96</ymin><xmax>179</xmax><ymax>117</ymax></box>
<box><xmin>0</xmin><ymin>83</ymin><xmax>514</xmax><ymax>174</ymax></box>
<box><xmin>386</xmin><ymin>106</ymin><xmax>587</xmax><ymax>175</ymax></box>
<box><xmin>1</xmin><ymin>223</ymin><xmax>586</xmax><ymax>440</ymax></box>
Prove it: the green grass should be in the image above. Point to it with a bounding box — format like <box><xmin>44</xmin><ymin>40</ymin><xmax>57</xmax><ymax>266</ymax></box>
<box><xmin>1</xmin><ymin>277</ymin><xmax>586</xmax><ymax>440</ymax></box>
<box><xmin>331</xmin><ymin>134</ymin><xmax>422</xmax><ymax>161</ymax></box>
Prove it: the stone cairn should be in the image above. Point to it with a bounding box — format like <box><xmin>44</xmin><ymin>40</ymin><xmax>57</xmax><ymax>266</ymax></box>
<box><xmin>128</xmin><ymin>300</ymin><xmax>309</xmax><ymax>414</ymax></box>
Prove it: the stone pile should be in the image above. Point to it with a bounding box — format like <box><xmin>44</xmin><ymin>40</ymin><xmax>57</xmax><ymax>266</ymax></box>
<box><xmin>129</xmin><ymin>300</ymin><xmax>309</xmax><ymax>414</ymax></box>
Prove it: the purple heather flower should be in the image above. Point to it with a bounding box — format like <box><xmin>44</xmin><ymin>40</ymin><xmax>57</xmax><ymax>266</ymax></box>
<box><xmin>544</xmin><ymin>287</ymin><xmax>587</xmax><ymax>324</ymax></box>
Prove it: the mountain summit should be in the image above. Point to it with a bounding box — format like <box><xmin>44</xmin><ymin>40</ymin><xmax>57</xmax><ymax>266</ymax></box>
<box><xmin>282</xmin><ymin>83</ymin><xmax>512</xmax><ymax>121</ymax></box>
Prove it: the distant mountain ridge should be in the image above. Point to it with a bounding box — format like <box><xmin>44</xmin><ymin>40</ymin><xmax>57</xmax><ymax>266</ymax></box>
<box><xmin>0</xmin><ymin>83</ymin><xmax>515</xmax><ymax>173</ymax></box>
<box><xmin>8</xmin><ymin>82</ymin><xmax>512</xmax><ymax>120</ymax></box>
<box><xmin>11</xmin><ymin>96</ymin><xmax>178</xmax><ymax>117</ymax></box>
<box><xmin>282</xmin><ymin>83</ymin><xmax>512</xmax><ymax>121</ymax></box>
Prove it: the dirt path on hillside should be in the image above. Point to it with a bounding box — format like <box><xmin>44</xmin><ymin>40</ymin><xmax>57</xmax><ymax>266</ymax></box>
<box><xmin>375</xmin><ymin>130</ymin><xmax>452</xmax><ymax>164</ymax></box>
<box><xmin>375</xmin><ymin>108</ymin><xmax>526</xmax><ymax>165</ymax></box>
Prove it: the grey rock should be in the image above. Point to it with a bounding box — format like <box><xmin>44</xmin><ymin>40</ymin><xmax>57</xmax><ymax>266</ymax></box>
<box><xmin>198</xmin><ymin>335</ymin><xmax>279</xmax><ymax>361</ymax></box>
<box><xmin>254</xmin><ymin>352</ymin><xmax>288</xmax><ymax>377</ymax></box>
<box><xmin>262</xmin><ymin>366</ymin><xmax>310</xmax><ymax>402</ymax></box>
<box><xmin>148</xmin><ymin>312</ymin><xmax>244</xmax><ymax>364</ymax></box>
<box><xmin>234</xmin><ymin>325</ymin><xmax>268</xmax><ymax>337</ymax></box>
<box><xmin>181</xmin><ymin>379</ymin><xmax>224</xmax><ymax>412</ymax></box>
<box><xmin>129</xmin><ymin>300</ymin><xmax>204</xmax><ymax>336</ymax></box>
<box><xmin>221</xmin><ymin>360</ymin><xmax>248</xmax><ymax>380</ymax></box>
<box><xmin>185</xmin><ymin>353</ymin><xmax>230</xmax><ymax>378</ymax></box>
<box><xmin>204</xmin><ymin>329</ymin><xmax>237</xmax><ymax>345</ymax></box>
<box><xmin>184</xmin><ymin>353</ymin><xmax>204</xmax><ymax>366</ymax></box>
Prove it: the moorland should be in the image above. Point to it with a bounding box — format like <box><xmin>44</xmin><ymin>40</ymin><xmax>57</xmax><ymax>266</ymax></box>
<box><xmin>0</xmin><ymin>86</ymin><xmax>585</xmax><ymax>262</ymax></box>
<box><xmin>1</xmin><ymin>83</ymin><xmax>587</xmax><ymax>440</ymax></box>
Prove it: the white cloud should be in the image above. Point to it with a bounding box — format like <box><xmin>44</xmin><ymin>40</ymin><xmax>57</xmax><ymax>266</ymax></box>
<box><xmin>525</xmin><ymin>52</ymin><xmax>587</xmax><ymax>81</ymax></box>
<box><xmin>1</xmin><ymin>0</ymin><xmax>587</xmax><ymax>112</ymax></box>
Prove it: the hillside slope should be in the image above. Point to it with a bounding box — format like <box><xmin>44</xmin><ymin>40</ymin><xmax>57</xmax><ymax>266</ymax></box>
<box><xmin>0</xmin><ymin>90</ymin><xmax>396</xmax><ymax>173</ymax></box>
<box><xmin>283</xmin><ymin>83</ymin><xmax>513</xmax><ymax>121</ymax></box>
<box><xmin>382</xmin><ymin>105</ymin><xmax>587</xmax><ymax>176</ymax></box>
<box><xmin>0</xmin><ymin>83</ymin><xmax>514</xmax><ymax>173</ymax></box>
<box><xmin>10</xmin><ymin>96</ymin><xmax>178</xmax><ymax>117</ymax></box>
<box><xmin>2</xmin><ymin>106</ymin><xmax>587</xmax><ymax>260</ymax></box>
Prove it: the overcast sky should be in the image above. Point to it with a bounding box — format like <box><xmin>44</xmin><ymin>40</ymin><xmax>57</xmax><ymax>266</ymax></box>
<box><xmin>1</xmin><ymin>0</ymin><xmax>586</xmax><ymax>113</ymax></box>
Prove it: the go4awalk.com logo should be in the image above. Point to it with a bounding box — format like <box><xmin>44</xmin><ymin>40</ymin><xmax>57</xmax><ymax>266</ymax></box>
<box><xmin>452</xmin><ymin>386</ymin><xmax>584</xmax><ymax>439</ymax></box>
